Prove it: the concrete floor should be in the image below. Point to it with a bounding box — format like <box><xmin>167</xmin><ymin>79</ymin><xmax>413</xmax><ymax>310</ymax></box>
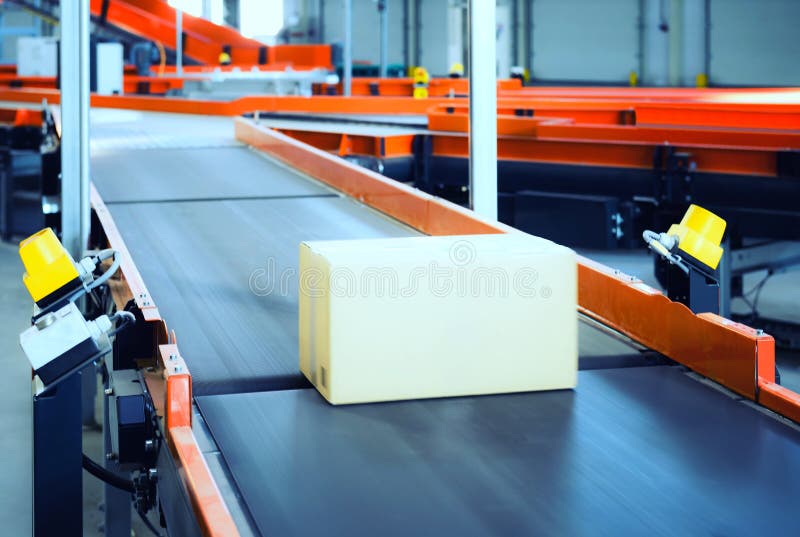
<box><xmin>0</xmin><ymin>239</ymin><xmax>798</xmax><ymax>536</ymax></box>
<box><xmin>0</xmin><ymin>241</ymin><xmax>32</xmax><ymax>536</ymax></box>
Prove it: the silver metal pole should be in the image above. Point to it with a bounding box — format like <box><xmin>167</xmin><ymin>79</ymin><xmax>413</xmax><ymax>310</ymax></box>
<box><xmin>468</xmin><ymin>0</ymin><xmax>497</xmax><ymax>219</ymax></box>
<box><xmin>59</xmin><ymin>0</ymin><xmax>91</xmax><ymax>258</ymax></box>
<box><xmin>176</xmin><ymin>9</ymin><xmax>183</xmax><ymax>76</ymax></box>
<box><xmin>343</xmin><ymin>0</ymin><xmax>352</xmax><ymax>95</ymax></box>
<box><xmin>379</xmin><ymin>0</ymin><xmax>388</xmax><ymax>77</ymax></box>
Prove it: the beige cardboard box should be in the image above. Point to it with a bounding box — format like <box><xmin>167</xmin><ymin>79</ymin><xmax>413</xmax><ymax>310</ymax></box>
<box><xmin>299</xmin><ymin>234</ymin><xmax>577</xmax><ymax>404</ymax></box>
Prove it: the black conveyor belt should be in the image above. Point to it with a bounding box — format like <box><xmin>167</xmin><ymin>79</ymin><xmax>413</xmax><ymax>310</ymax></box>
<box><xmin>93</xmin><ymin>146</ymin><xmax>329</xmax><ymax>203</ymax></box>
<box><xmin>93</xmin><ymin>143</ymin><xmax>421</xmax><ymax>395</ymax></box>
<box><xmin>92</xmin><ymin>114</ymin><xmax>800</xmax><ymax>537</ymax></box>
<box><xmin>108</xmin><ymin>196</ymin><xmax>418</xmax><ymax>395</ymax></box>
<box><xmin>94</xmin><ymin>143</ymin><xmax>654</xmax><ymax>395</ymax></box>
<box><xmin>198</xmin><ymin>366</ymin><xmax>800</xmax><ymax>537</ymax></box>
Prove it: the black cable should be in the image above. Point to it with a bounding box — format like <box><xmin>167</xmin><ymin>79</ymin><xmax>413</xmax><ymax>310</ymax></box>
<box><xmin>109</xmin><ymin>311</ymin><xmax>136</xmax><ymax>338</ymax></box>
<box><xmin>81</xmin><ymin>454</ymin><xmax>134</xmax><ymax>493</ymax></box>
<box><xmin>737</xmin><ymin>271</ymin><xmax>772</xmax><ymax>319</ymax></box>
<box><xmin>137</xmin><ymin>508</ymin><xmax>164</xmax><ymax>537</ymax></box>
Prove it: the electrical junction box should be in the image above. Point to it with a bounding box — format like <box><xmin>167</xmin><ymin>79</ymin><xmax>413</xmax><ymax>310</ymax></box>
<box><xmin>19</xmin><ymin>302</ymin><xmax>111</xmax><ymax>386</ymax></box>
<box><xmin>299</xmin><ymin>233</ymin><xmax>577</xmax><ymax>405</ymax></box>
<box><xmin>94</xmin><ymin>42</ymin><xmax>124</xmax><ymax>95</ymax></box>
<box><xmin>17</xmin><ymin>37</ymin><xmax>58</xmax><ymax>77</ymax></box>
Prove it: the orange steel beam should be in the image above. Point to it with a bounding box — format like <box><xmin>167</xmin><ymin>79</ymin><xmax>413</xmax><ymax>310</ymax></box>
<box><xmin>91</xmin><ymin>184</ymin><xmax>240</xmax><ymax>537</ymax></box>
<box><xmin>272</xmin><ymin>121</ymin><xmax>796</xmax><ymax>176</ymax></box>
<box><xmin>431</xmin><ymin>134</ymin><xmax>779</xmax><ymax>177</ymax></box>
<box><xmin>318</xmin><ymin>78</ymin><xmax>522</xmax><ymax>97</ymax></box>
<box><xmin>89</xmin><ymin>0</ymin><xmax>332</xmax><ymax>68</ymax></box>
<box><xmin>428</xmin><ymin>103</ymin><xmax>800</xmax><ymax>147</ymax></box>
<box><xmin>235</xmin><ymin>118</ymin><xmax>799</xmax><ymax>420</ymax></box>
<box><xmin>0</xmin><ymin>86</ymin><xmax>796</xmax><ymax>134</ymax></box>
<box><xmin>274</xmin><ymin>129</ymin><xmax>416</xmax><ymax>159</ymax></box>
<box><xmin>0</xmin><ymin>88</ymin><xmax>469</xmax><ymax>115</ymax></box>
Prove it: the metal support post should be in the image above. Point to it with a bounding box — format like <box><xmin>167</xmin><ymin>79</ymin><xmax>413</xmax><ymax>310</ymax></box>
<box><xmin>468</xmin><ymin>0</ymin><xmax>498</xmax><ymax>219</ymax></box>
<box><xmin>103</xmin><ymin>385</ymin><xmax>132</xmax><ymax>537</ymax></box>
<box><xmin>33</xmin><ymin>374</ymin><xmax>83</xmax><ymax>536</ymax></box>
<box><xmin>379</xmin><ymin>0</ymin><xmax>388</xmax><ymax>77</ymax></box>
<box><xmin>59</xmin><ymin>0</ymin><xmax>90</xmax><ymax>259</ymax></box>
<box><xmin>343</xmin><ymin>0</ymin><xmax>353</xmax><ymax>95</ymax></box>
<box><xmin>176</xmin><ymin>9</ymin><xmax>184</xmax><ymax>76</ymax></box>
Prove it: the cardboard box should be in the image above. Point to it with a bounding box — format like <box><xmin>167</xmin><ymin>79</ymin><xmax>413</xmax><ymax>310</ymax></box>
<box><xmin>299</xmin><ymin>233</ymin><xmax>577</xmax><ymax>404</ymax></box>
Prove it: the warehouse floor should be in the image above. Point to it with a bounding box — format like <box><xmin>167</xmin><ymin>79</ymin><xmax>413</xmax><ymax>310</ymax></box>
<box><xmin>0</xmin><ymin>240</ymin><xmax>798</xmax><ymax>536</ymax></box>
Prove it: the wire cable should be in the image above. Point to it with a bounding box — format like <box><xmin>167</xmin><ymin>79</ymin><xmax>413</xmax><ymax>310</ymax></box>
<box><xmin>109</xmin><ymin>310</ymin><xmax>136</xmax><ymax>338</ymax></box>
<box><xmin>137</xmin><ymin>508</ymin><xmax>164</xmax><ymax>537</ymax></box>
<box><xmin>87</xmin><ymin>250</ymin><xmax>121</xmax><ymax>291</ymax></box>
<box><xmin>81</xmin><ymin>454</ymin><xmax>134</xmax><ymax>493</ymax></box>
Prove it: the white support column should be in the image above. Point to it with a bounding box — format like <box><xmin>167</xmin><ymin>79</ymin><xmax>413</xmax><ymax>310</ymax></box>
<box><xmin>468</xmin><ymin>0</ymin><xmax>497</xmax><ymax>220</ymax></box>
<box><xmin>176</xmin><ymin>8</ymin><xmax>184</xmax><ymax>76</ymax></box>
<box><xmin>343</xmin><ymin>0</ymin><xmax>352</xmax><ymax>95</ymax></box>
<box><xmin>59</xmin><ymin>0</ymin><xmax>90</xmax><ymax>258</ymax></box>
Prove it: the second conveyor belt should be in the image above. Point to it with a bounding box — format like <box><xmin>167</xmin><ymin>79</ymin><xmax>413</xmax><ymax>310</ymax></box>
<box><xmin>91</xmin><ymin>111</ymin><xmax>800</xmax><ymax>537</ymax></box>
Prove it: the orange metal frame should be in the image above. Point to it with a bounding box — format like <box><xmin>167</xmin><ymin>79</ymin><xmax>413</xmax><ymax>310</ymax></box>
<box><xmin>273</xmin><ymin>130</ymin><xmax>416</xmax><ymax>160</ymax></box>
<box><xmin>88</xmin><ymin>0</ymin><xmax>333</xmax><ymax>68</ymax></box>
<box><xmin>91</xmin><ymin>185</ymin><xmax>240</xmax><ymax>537</ymax></box>
<box><xmin>82</xmin><ymin>100</ymin><xmax>798</xmax><ymax>535</ymax></box>
<box><xmin>317</xmin><ymin>78</ymin><xmax>522</xmax><ymax>97</ymax></box>
<box><xmin>235</xmin><ymin>117</ymin><xmax>795</xmax><ymax>418</ymax></box>
<box><xmin>425</xmin><ymin>103</ymin><xmax>799</xmax><ymax>177</ymax></box>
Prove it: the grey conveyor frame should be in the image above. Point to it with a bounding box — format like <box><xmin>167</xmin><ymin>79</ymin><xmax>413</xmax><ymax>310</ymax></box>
<box><xmin>89</xmin><ymin>111</ymin><xmax>800</xmax><ymax>537</ymax></box>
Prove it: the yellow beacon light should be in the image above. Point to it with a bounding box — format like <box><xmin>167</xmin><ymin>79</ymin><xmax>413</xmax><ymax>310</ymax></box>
<box><xmin>19</xmin><ymin>228</ymin><xmax>81</xmax><ymax>306</ymax></box>
<box><xmin>667</xmin><ymin>204</ymin><xmax>727</xmax><ymax>270</ymax></box>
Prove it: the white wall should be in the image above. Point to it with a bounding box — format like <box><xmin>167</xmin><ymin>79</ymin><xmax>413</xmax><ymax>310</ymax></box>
<box><xmin>530</xmin><ymin>0</ymin><xmax>640</xmax><ymax>83</ymax></box>
<box><xmin>322</xmin><ymin>0</ymin><xmax>406</xmax><ymax>67</ymax></box>
<box><xmin>0</xmin><ymin>8</ymin><xmax>41</xmax><ymax>64</ymax></box>
<box><xmin>710</xmin><ymin>0</ymin><xmax>800</xmax><ymax>86</ymax></box>
<box><xmin>418</xmin><ymin>0</ymin><xmax>450</xmax><ymax>75</ymax></box>
<box><xmin>307</xmin><ymin>0</ymin><xmax>800</xmax><ymax>86</ymax></box>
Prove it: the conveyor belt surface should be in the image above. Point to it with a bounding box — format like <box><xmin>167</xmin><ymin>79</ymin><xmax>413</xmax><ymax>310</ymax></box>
<box><xmin>198</xmin><ymin>365</ymin><xmax>800</xmax><ymax>537</ymax></box>
<box><xmin>107</xmin><ymin>192</ymin><xmax>419</xmax><ymax>395</ymax></box>
<box><xmin>260</xmin><ymin>112</ymin><xmax>428</xmax><ymax>128</ymax></box>
<box><xmin>90</xmin><ymin>109</ymin><xmax>238</xmax><ymax>151</ymax></box>
<box><xmin>92</xmin><ymin>146</ymin><xmax>330</xmax><ymax>203</ymax></box>
<box><xmin>94</xmin><ymin>136</ymin><xmax>645</xmax><ymax>395</ymax></box>
<box><xmin>254</xmin><ymin>117</ymin><xmax>425</xmax><ymax>136</ymax></box>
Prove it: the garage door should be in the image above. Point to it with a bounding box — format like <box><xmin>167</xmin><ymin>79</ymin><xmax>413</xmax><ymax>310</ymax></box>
<box><xmin>531</xmin><ymin>0</ymin><xmax>641</xmax><ymax>83</ymax></box>
<box><xmin>710</xmin><ymin>0</ymin><xmax>800</xmax><ymax>86</ymax></box>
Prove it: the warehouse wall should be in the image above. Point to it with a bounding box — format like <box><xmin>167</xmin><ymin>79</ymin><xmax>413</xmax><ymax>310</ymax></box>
<box><xmin>530</xmin><ymin>0</ymin><xmax>640</xmax><ymax>83</ymax></box>
<box><xmin>297</xmin><ymin>0</ymin><xmax>800</xmax><ymax>86</ymax></box>
<box><xmin>321</xmin><ymin>0</ymin><xmax>406</xmax><ymax>67</ymax></box>
<box><xmin>0</xmin><ymin>7</ymin><xmax>42</xmax><ymax>64</ymax></box>
<box><xmin>709</xmin><ymin>0</ymin><xmax>800</xmax><ymax>86</ymax></box>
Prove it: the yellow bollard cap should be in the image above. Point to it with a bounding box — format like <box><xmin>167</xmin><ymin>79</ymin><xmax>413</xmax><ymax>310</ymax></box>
<box><xmin>19</xmin><ymin>228</ymin><xmax>80</xmax><ymax>304</ymax></box>
<box><xmin>667</xmin><ymin>205</ymin><xmax>727</xmax><ymax>270</ymax></box>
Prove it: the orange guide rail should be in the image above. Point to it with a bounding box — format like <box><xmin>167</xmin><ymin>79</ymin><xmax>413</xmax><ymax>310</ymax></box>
<box><xmin>235</xmin><ymin>117</ymin><xmax>796</xmax><ymax>419</ymax></box>
<box><xmin>90</xmin><ymin>185</ymin><xmax>240</xmax><ymax>537</ymax></box>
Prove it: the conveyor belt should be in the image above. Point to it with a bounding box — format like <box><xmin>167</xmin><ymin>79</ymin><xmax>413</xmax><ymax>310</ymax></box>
<box><xmin>92</xmin><ymin>146</ymin><xmax>330</xmax><ymax>203</ymax></box>
<box><xmin>94</xmin><ymin>136</ymin><xmax>649</xmax><ymax>395</ymax></box>
<box><xmin>108</xmin><ymin>194</ymin><xmax>419</xmax><ymax>395</ymax></box>
<box><xmin>198</xmin><ymin>366</ymin><xmax>800</xmax><ymax>537</ymax></box>
<box><xmin>91</xmin><ymin>112</ymin><xmax>800</xmax><ymax>537</ymax></box>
